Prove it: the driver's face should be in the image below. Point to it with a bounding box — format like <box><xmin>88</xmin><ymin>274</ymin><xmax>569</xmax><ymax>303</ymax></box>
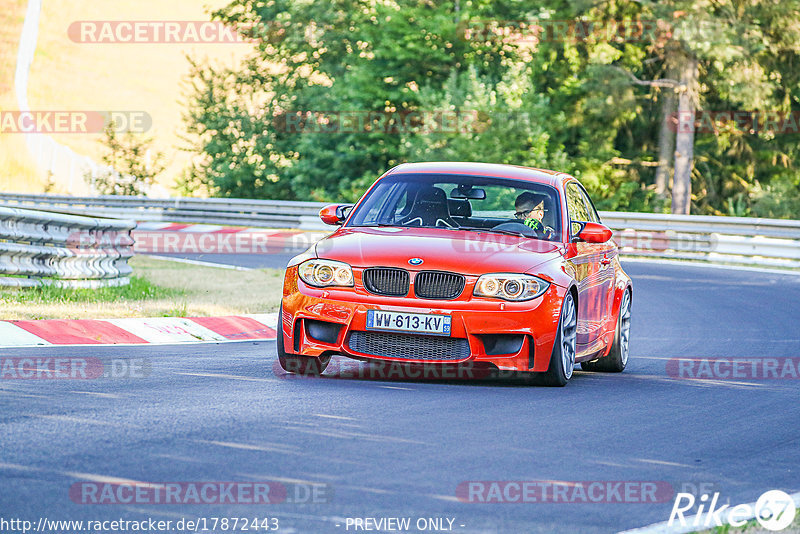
<box><xmin>516</xmin><ymin>203</ymin><xmax>545</xmax><ymax>222</ymax></box>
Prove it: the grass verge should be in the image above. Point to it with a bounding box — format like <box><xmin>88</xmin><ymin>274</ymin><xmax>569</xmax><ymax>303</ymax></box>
<box><xmin>689</xmin><ymin>510</ymin><xmax>799</xmax><ymax>533</ymax></box>
<box><xmin>0</xmin><ymin>255</ymin><xmax>284</xmax><ymax>319</ymax></box>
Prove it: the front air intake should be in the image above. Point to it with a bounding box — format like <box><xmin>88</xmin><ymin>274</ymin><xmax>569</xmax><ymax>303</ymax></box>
<box><xmin>348</xmin><ymin>331</ymin><xmax>470</xmax><ymax>361</ymax></box>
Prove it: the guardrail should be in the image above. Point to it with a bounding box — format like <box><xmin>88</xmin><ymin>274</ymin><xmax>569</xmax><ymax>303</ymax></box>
<box><xmin>0</xmin><ymin>192</ymin><xmax>798</xmax><ymax>269</ymax></box>
<box><xmin>600</xmin><ymin>211</ymin><xmax>800</xmax><ymax>269</ymax></box>
<box><xmin>0</xmin><ymin>206</ymin><xmax>136</xmax><ymax>288</ymax></box>
<box><xmin>0</xmin><ymin>192</ymin><xmax>325</xmax><ymax>229</ymax></box>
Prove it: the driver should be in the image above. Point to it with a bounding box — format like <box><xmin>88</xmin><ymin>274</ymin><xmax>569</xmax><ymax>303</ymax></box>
<box><xmin>515</xmin><ymin>192</ymin><xmax>555</xmax><ymax>239</ymax></box>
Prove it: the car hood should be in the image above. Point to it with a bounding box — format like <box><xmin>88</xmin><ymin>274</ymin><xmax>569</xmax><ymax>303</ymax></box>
<box><xmin>315</xmin><ymin>227</ymin><xmax>563</xmax><ymax>275</ymax></box>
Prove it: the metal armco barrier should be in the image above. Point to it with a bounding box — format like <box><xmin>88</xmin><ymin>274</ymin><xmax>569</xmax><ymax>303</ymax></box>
<box><xmin>0</xmin><ymin>192</ymin><xmax>325</xmax><ymax>230</ymax></box>
<box><xmin>599</xmin><ymin>212</ymin><xmax>800</xmax><ymax>269</ymax></box>
<box><xmin>0</xmin><ymin>206</ymin><xmax>136</xmax><ymax>288</ymax></box>
<box><xmin>0</xmin><ymin>193</ymin><xmax>798</xmax><ymax>269</ymax></box>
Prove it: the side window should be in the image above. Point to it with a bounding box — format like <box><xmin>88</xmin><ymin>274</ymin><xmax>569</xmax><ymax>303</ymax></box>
<box><xmin>391</xmin><ymin>187</ymin><xmax>412</xmax><ymax>222</ymax></box>
<box><xmin>353</xmin><ymin>182</ymin><xmax>398</xmax><ymax>225</ymax></box>
<box><xmin>360</xmin><ymin>189</ymin><xmax>391</xmax><ymax>224</ymax></box>
<box><xmin>566</xmin><ymin>183</ymin><xmax>590</xmax><ymax>235</ymax></box>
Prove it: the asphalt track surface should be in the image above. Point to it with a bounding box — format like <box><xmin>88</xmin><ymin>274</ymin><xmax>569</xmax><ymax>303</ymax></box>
<box><xmin>1</xmin><ymin>261</ymin><xmax>799</xmax><ymax>533</ymax></box>
<box><xmin>150</xmin><ymin>252</ymin><xmax>296</xmax><ymax>270</ymax></box>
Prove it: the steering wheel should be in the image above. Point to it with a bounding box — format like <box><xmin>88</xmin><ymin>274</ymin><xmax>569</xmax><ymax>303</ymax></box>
<box><xmin>491</xmin><ymin>220</ymin><xmax>541</xmax><ymax>238</ymax></box>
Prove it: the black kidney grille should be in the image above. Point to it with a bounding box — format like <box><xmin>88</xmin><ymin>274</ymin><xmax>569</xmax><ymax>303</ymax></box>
<box><xmin>348</xmin><ymin>331</ymin><xmax>470</xmax><ymax>361</ymax></box>
<box><xmin>363</xmin><ymin>268</ymin><xmax>410</xmax><ymax>296</ymax></box>
<box><xmin>414</xmin><ymin>271</ymin><xmax>465</xmax><ymax>300</ymax></box>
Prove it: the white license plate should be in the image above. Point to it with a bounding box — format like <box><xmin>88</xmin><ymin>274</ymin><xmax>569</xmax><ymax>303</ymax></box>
<box><xmin>366</xmin><ymin>310</ymin><xmax>451</xmax><ymax>336</ymax></box>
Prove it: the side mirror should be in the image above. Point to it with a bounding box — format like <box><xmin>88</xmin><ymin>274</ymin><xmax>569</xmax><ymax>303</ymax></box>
<box><xmin>573</xmin><ymin>221</ymin><xmax>612</xmax><ymax>243</ymax></box>
<box><xmin>319</xmin><ymin>204</ymin><xmax>353</xmax><ymax>226</ymax></box>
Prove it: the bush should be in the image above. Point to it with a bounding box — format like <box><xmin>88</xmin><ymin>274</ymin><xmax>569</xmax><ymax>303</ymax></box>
<box><xmin>86</xmin><ymin>122</ymin><xmax>165</xmax><ymax>196</ymax></box>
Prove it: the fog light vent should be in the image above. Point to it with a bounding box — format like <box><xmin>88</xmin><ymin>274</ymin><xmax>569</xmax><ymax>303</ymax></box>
<box><xmin>305</xmin><ymin>320</ymin><xmax>342</xmax><ymax>344</ymax></box>
<box><xmin>480</xmin><ymin>334</ymin><xmax>525</xmax><ymax>356</ymax></box>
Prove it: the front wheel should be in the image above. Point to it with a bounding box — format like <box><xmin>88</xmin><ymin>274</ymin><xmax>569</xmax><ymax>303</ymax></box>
<box><xmin>581</xmin><ymin>288</ymin><xmax>631</xmax><ymax>373</ymax></box>
<box><xmin>276</xmin><ymin>305</ymin><xmax>331</xmax><ymax>376</ymax></box>
<box><xmin>278</xmin><ymin>354</ymin><xmax>331</xmax><ymax>376</ymax></box>
<box><xmin>535</xmin><ymin>292</ymin><xmax>577</xmax><ymax>387</ymax></box>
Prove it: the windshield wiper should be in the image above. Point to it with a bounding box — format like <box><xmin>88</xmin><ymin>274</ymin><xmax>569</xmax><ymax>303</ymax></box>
<box><xmin>459</xmin><ymin>226</ymin><xmax>527</xmax><ymax>237</ymax></box>
<box><xmin>357</xmin><ymin>223</ymin><xmax>464</xmax><ymax>230</ymax></box>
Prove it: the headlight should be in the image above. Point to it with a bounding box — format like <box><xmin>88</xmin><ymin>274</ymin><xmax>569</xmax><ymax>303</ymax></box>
<box><xmin>474</xmin><ymin>273</ymin><xmax>550</xmax><ymax>301</ymax></box>
<box><xmin>298</xmin><ymin>259</ymin><xmax>354</xmax><ymax>287</ymax></box>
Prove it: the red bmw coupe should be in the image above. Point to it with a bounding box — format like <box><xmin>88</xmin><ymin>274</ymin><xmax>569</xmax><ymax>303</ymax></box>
<box><xmin>278</xmin><ymin>162</ymin><xmax>632</xmax><ymax>386</ymax></box>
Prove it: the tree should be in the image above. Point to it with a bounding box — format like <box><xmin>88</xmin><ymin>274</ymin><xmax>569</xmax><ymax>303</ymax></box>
<box><xmin>579</xmin><ymin>0</ymin><xmax>800</xmax><ymax>214</ymax></box>
<box><xmin>671</xmin><ymin>54</ymin><xmax>698</xmax><ymax>215</ymax></box>
<box><xmin>182</xmin><ymin>0</ymin><xmax>800</xmax><ymax>218</ymax></box>
<box><xmin>183</xmin><ymin>0</ymin><xmax>548</xmax><ymax>201</ymax></box>
<box><xmin>654</xmin><ymin>63</ymin><xmax>678</xmax><ymax>198</ymax></box>
<box><xmin>87</xmin><ymin>121</ymin><xmax>165</xmax><ymax>196</ymax></box>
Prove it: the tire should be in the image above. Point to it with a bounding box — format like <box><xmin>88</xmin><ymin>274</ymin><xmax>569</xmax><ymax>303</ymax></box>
<box><xmin>276</xmin><ymin>305</ymin><xmax>331</xmax><ymax>376</ymax></box>
<box><xmin>535</xmin><ymin>292</ymin><xmax>577</xmax><ymax>387</ymax></box>
<box><xmin>581</xmin><ymin>288</ymin><xmax>631</xmax><ymax>373</ymax></box>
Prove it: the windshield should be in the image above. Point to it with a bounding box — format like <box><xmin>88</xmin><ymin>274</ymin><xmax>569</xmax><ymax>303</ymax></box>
<box><xmin>346</xmin><ymin>173</ymin><xmax>562</xmax><ymax>241</ymax></box>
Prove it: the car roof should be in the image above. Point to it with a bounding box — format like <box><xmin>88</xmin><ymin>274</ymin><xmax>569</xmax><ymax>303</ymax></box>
<box><xmin>386</xmin><ymin>162</ymin><xmax>570</xmax><ymax>188</ymax></box>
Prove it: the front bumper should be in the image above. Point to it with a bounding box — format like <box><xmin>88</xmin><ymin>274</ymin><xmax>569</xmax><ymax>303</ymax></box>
<box><xmin>280</xmin><ymin>265</ymin><xmax>565</xmax><ymax>372</ymax></box>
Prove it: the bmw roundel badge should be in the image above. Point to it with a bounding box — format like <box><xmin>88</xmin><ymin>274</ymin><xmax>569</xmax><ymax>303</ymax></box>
<box><xmin>408</xmin><ymin>258</ymin><xmax>424</xmax><ymax>266</ymax></box>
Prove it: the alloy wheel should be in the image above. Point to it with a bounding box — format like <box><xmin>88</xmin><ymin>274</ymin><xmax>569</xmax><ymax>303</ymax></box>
<box><xmin>561</xmin><ymin>294</ymin><xmax>577</xmax><ymax>379</ymax></box>
<box><xmin>619</xmin><ymin>291</ymin><xmax>631</xmax><ymax>366</ymax></box>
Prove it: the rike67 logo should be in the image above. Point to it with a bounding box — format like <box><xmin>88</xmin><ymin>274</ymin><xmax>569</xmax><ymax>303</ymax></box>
<box><xmin>669</xmin><ymin>490</ymin><xmax>796</xmax><ymax>531</ymax></box>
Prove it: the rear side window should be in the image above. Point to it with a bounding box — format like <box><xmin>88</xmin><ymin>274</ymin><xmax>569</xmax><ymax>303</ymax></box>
<box><xmin>566</xmin><ymin>182</ymin><xmax>590</xmax><ymax>222</ymax></box>
<box><xmin>566</xmin><ymin>181</ymin><xmax>602</xmax><ymax>236</ymax></box>
<box><xmin>576</xmin><ymin>185</ymin><xmax>601</xmax><ymax>223</ymax></box>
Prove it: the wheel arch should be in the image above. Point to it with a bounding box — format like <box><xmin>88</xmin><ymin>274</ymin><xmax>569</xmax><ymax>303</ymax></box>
<box><xmin>547</xmin><ymin>283</ymin><xmax>578</xmax><ymax>359</ymax></box>
<box><xmin>569</xmin><ymin>283</ymin><xmax>579</xmax><ymax>309</ymax></box>
<box><xmin>611</xmin><ymin>281</ymin><xmax>633</xmax><ymax>320</ymax></box>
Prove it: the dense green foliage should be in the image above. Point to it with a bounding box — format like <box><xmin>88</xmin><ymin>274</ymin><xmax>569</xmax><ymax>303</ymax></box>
<box><xmin>182</xmin><ymin>0</ymin><xmax>800</xmax><ymax>217</ymax></box>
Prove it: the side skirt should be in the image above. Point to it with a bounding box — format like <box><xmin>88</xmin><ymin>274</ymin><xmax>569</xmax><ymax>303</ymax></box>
<box><xmin>575</xmin><ymin>342</ymin><xmax>607</xmax><ymax>364</ymax></box>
